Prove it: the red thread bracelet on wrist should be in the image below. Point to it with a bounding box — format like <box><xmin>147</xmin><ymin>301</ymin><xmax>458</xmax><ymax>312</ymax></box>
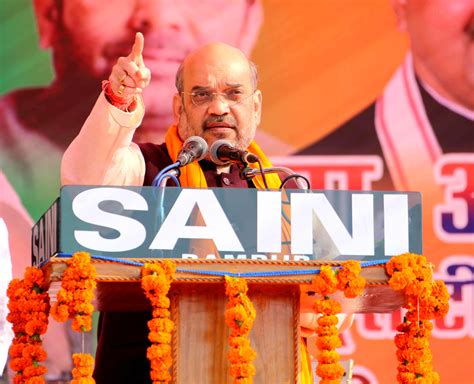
<box><xmin>101</xmin><ymin>80</ymin><xmax>137</xmax><ymax>111</ymax></box>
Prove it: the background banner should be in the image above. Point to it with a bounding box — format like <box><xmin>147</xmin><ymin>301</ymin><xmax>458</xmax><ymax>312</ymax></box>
<box><xmin>1</xmin><ymin>1</ymin><xmax>472</xmax><ymax>383</ymax></box>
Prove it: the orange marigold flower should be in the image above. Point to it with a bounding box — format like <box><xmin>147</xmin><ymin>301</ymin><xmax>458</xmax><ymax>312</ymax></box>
<box><xmin>9</xmin><ymin>344</ymin><xmax>24</xmax><ymax>358</ymax></box>
<box><xmin>23</xmin><ymin>376</ymin><xmax>46</xmax><ymax>384</ymax></box>
<box><xmin>229</xmin><ymin>363</ymin><xmax>256</xmax><ymax>378</ymax></box>
<box><xmin>73</xmin><ymin>289</ymin><xmax>95</xmax><ymax>302</ymax></box>
<box><xmin>316</xmin><ymin>335</ymin><xmax>342</xmax><ymax>350</ymax></box>
<box><xmin>71</xmin><ymin>379</ymin><xmax>95</xmax><ymax>384</ymax></box>
<box><xmin>152</xmin><ymin>308</ymin><xmax>170</xmax><ymax>318</ymax></box>
<box><xmin>142</xmin><ymin>273</ymin><xmax>171</xmax><ymax>292</ymax></box>
<box><xmin>72</xmin><ymin>366</ymin><xmax>94</xmax><ymax>378</ymax></box>
<box><xmin>25</xmin><ymin>320</ymin><xmax>48</xmax><ymax>337</ymax></box>
<box><xmin>319</xmin><ymin>379</ymin><xmax>340</xmax><ymax>384</ymax></box>
<box><xmin>72</xmin><ymin>353</ymin><xmax>94</xmax><ymax>367</ymax></box>
<box><xmin>147</xmin><ymin>344</ymin><xmax>172</xmax><ymax>360</ymax></box>
<box><xmin>317</xmin><ymin>315</ymin><xmax>339</xmax><ymax>327</ymax></box>
<box><xmin>431</xmin><ymin>281</ymin><xmax>450</xmax><ymax>317</ymax></box>
<box><xmin>150</xmin><ymin>354</ymin><xmax>172</xmax><ymax>371</ymax></box>
<box><xmin>72</xmin><ymin>315</ymin><xmax>93</xmax><ymax>333</ymax></box>
<box><xmin>337</xmin><ymin>261</ymin><xmax>361</xmax><ymax>282</ymax></box>
<box><xmin>388</xmin><ymin>270</ymin><xmax>416</xmax><ymax>291</ymax></box>
<box><xmin>50</xmin><ymin>303</ymin><xmax>70</xmax><ymax>322</ymax></box>
<box><xmin>225</xmin><ymin>275</ymin><xmax>249</xmax><ymax>297</ymax></box>
<box><xmin>148</xmin><ymin>331</ymin><xmax>172</xmax><ymax>344</ymax></box>
<box><xmin>312</xmin><ymin>266</ymin><xmax>338</xmax><ymax>296</ymax></box>
<box><xmin>6</xmin><ymin>279</ymin><xmax>23</xmax><ymax>297</ymax></box>
<box><xmin>394</xmin><ymin>333</ymin><xmax>409</xmax><ymax>349</ymax></box>
<box><xmin>21</xmin><ymin>345</ymin><xmax>47</xmax><ymax>362</ymax></box>
<box><xmin>316</xmin><ymin>325</ymin><xmax>339</xmax><ymax>337</ymax></box>
<box><xmin>23</xmin><ymin>365</ymin><xmax>47</xmax><ymax>379</ymax></box>
<box><xmin>147</xmin><ymin>294</ymin><xmax>171</xmax><ymax>309</ymax></box>
<box><xmin>23</xmin><ymin>267</ymin><xmax>46</xmax><ymax>290</ymax></box>
<box><xmin>225</xmin><ymin>305</ymin><xmax>247</xmax><ymax>328</ymax></box>
<box><xmin>228</xmin><ymin>344</ymin><xmax>257</xmax><ymax>363</ymax></box>
<box><xmin>316</xmin><ymin>362</ymin><xmax>344</xmax><ymax>380</ymax></box>
<box><xmin>317</xmin><ymin>350</ymin><xmax>340</xmax><ymax>364</ymax></box>
<box><xmin>396</xmin><ymin>347</ymin><xmax>432</xmax><ymax>364</ymax></box>
<box><xmin>71</xmin><ymin>353</ymin><xmax>95</xmax><ymax>382</ymax></box>
<box><xmin>12</xmin><ymin>322</ymin><xmax>27</xmax><ymax>335</ymax></box>
<box><xmin>72</xmin><ymin>302</ymin><xmax>94</xmax><ymax>315</ymax></box>
<box><xmin>10</xmin><ymin>356</ymin><xmax>31</xmax><ymax>372</ymax></box>
<box><xmin>313</xmin><ymin>298</ymin><xmax>341</xmax><ymax>315</ymax></box>
<box><xmin>148</xmin><ymin>318</ymin><xmax>174</xmax><ymax>332</ymax></box>
<box><xmin>228</xmin><ymin>336</ymin><xmax>251</xmax><ymax>349</ymax></box>
<box><xmin>386</xmin><ymin>253</ymin><xmax>411</xmax><ymax>275</ymax></box>
<box><xmin>342</xmin><ymin>276</ymin><xmax>366</xmax><ymax>298</ymax></box>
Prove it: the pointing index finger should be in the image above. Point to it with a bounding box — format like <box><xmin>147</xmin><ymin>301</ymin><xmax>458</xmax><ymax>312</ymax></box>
<box><xmin>130</xmin><ymin>32</ymin><xmax>144</xmax><ymax>64</ymax></box>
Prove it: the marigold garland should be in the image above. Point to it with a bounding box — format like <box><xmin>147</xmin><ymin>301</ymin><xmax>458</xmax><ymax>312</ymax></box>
<box><xmin>141</xmin><ymin>260</ymin><xmax>176</xmax><ymax>384</ymax></box>
<box><xmin>224</xmin><ymin>276</ymin><xmax>257</xmax><ymax>384</ymax></box>
<box><xmin>7</xmin><ymin>249</ymin><xmax>449</xmax><ymax>384</ymax></box>
<box><xmin>386</xmin><ymin>253</ymin><xmax>449</xmax><ymax>384</ymax></box>
<box><xmin>304</xmin><ymin>262</ymin><xmax>366</xmax><ymax>383</ymax></box>
<box><xmin>6</xmin><ymin>267</ymin><xmax>50</xmax><ymax>383</ymax></box>
<box><xmin>71</xmin><ymin>353</ymin><xmax>95</xmax><ymax>383</ymax></box>
<box><xmin>50</xmin><ymin>252</ymin><xmax>97</xmax><ymax>383</ymax></box>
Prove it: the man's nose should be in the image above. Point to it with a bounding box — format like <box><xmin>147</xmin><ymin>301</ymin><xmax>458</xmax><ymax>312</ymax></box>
<box><xmin>130</xmin><ymin>0</ymin><xmax>184</xmax><ymax>32</ymax></box>
<box><xmin>207</xmin><ymin>95</ymin><xmax>231</xmax><ymax>115</ymax></box>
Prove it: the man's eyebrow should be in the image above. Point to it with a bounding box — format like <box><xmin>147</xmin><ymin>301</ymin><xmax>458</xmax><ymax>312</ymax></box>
<box><xmin>225</xmin><ymin>83</ymin><xmax>244</xmax><ymax>88</ymax></box>
<box><xmin>190</xmin><ymin>83</ymin><xmax>245</xmax><ymax>92</ymax></box>
<box><xmin>190</xmin><ymin>85</ymin><xmax>211</xmax><ymax>92</ymax></box>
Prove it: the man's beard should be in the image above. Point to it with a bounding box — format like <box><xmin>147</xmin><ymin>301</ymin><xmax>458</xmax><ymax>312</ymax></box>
<box><xmin>179</xmin><ymin>107</ymin><xmax>252</xmax><ymax>150</ymax></box>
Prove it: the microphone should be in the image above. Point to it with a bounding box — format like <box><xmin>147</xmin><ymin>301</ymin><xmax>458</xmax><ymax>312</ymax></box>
<box><xmin>177</xmin><ymin>136</ymin><xmax>208</xmax><ymax>166</ymax></box>
<box><xmin>209</xmin><ymin>139</ymin><xmax>259</xmax><ymax>166</ymax></box>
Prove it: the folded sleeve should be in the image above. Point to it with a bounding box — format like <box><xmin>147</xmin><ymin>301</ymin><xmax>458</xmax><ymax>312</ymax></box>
<box><xmin>61</xmin><ymin>92</ymin><xmax>146</xmax><ymax>186</ymax></box>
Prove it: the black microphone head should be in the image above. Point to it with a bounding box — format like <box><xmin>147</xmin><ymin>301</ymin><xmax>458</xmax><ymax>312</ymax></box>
<box><xmin>243</xmin><ymin>152</ymin><xmax>259</xmax><ymax>164</ymax></box>
<box><xmin>178</xmin><ymin>136</ymin><xmax>208</xmax><ymax>166</ymax></box>
<box><xmin>209</xmin><ymin>139</ymin><xmax>232</xmax><ymax>165</ymax></box>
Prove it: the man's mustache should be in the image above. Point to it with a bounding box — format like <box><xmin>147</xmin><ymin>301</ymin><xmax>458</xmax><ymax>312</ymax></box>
<box><xmin>203</xmin><ymin>115</ymin><xmax>237</xmax><ymax>128</ymax></box>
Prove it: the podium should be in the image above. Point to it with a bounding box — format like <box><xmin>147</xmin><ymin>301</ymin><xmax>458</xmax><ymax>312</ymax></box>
<box><xmin>35</xmin><ymin>186</ymin><xmax>422</xmax><ymax>383</ymax></box>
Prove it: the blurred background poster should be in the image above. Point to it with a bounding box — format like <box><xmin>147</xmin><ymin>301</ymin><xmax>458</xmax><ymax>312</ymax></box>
<box><xmin>1</xmin><ymin>1</ymin><xmax>472</xmax><ymax>383</ymax></box>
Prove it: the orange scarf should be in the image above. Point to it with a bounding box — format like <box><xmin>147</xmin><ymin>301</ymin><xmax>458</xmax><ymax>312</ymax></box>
<box><xmin>164</xmin><ymin>124</ymin><xmax>281</xmax><ymax>189</ymax></box>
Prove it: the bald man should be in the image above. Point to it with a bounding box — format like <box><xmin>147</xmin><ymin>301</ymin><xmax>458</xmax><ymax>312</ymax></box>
<box><xmin>62</xmin><ymin>33</ymin><xmax>263</xmax><ymax>187</ymax></box>
<box><xmin>62</xmin><ymin>34</ymin><xmax>315</xmax><ymax>382</ymax></box>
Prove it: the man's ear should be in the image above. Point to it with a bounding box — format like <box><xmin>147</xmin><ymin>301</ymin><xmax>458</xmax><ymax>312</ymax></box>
<box><xmin>237</xmin><ymin>0</ymin><xmax>264</xmax><ymax>56</ymax></box>
<box><xmin>390</xmin><ymin>0</ymin><xmax>408</xmax><ymax>31</ymax></box>
<box><xmin>33</xmin><ymin>0</ymin><xmax>60</xmax><ymax>49</ymax></box>
<box><xmin>172</xmin><ymin>93</ymin><xmax>183</xmax><ymax>124</ymax></box>
<box><xmin>253</xmin><ymin>90</ymin><xmax>262</xmax><ymax>126</ymax></box>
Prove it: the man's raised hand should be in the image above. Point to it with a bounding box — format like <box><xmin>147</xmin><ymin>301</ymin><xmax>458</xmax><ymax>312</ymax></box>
<box><xmin>109</xmin><ymin>32</ymin><xmax>151</xmax><ymax>98</ymax></box>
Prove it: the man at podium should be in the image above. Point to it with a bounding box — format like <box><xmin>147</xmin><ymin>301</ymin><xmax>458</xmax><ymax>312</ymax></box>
<box><xmin>62</xmin><ymin>33</ymin><xmax>325</xmax><ymax>382</ymax></box>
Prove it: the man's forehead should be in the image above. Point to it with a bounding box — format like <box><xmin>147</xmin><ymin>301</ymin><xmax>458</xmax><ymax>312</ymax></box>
<box><xmin>182</xmin><ymin>48</ymin><xmax>252</xmax><ymax>89</ymax></box>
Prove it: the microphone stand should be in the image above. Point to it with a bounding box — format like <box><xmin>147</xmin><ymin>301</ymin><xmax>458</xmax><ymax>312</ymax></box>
<box><xmin>241</xmin><ymin>166</ymin><xmax>309</xmax><ymax>190</ymax></box>
<box><xmin>152</xmin><ymin>166</ymin><xmax>181</xmax><ymax>258</ymax></box>
<box><xmin>158</xmin><ymin>168</ymin><xmax>181</xmax><ymax>187</ymax></box>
